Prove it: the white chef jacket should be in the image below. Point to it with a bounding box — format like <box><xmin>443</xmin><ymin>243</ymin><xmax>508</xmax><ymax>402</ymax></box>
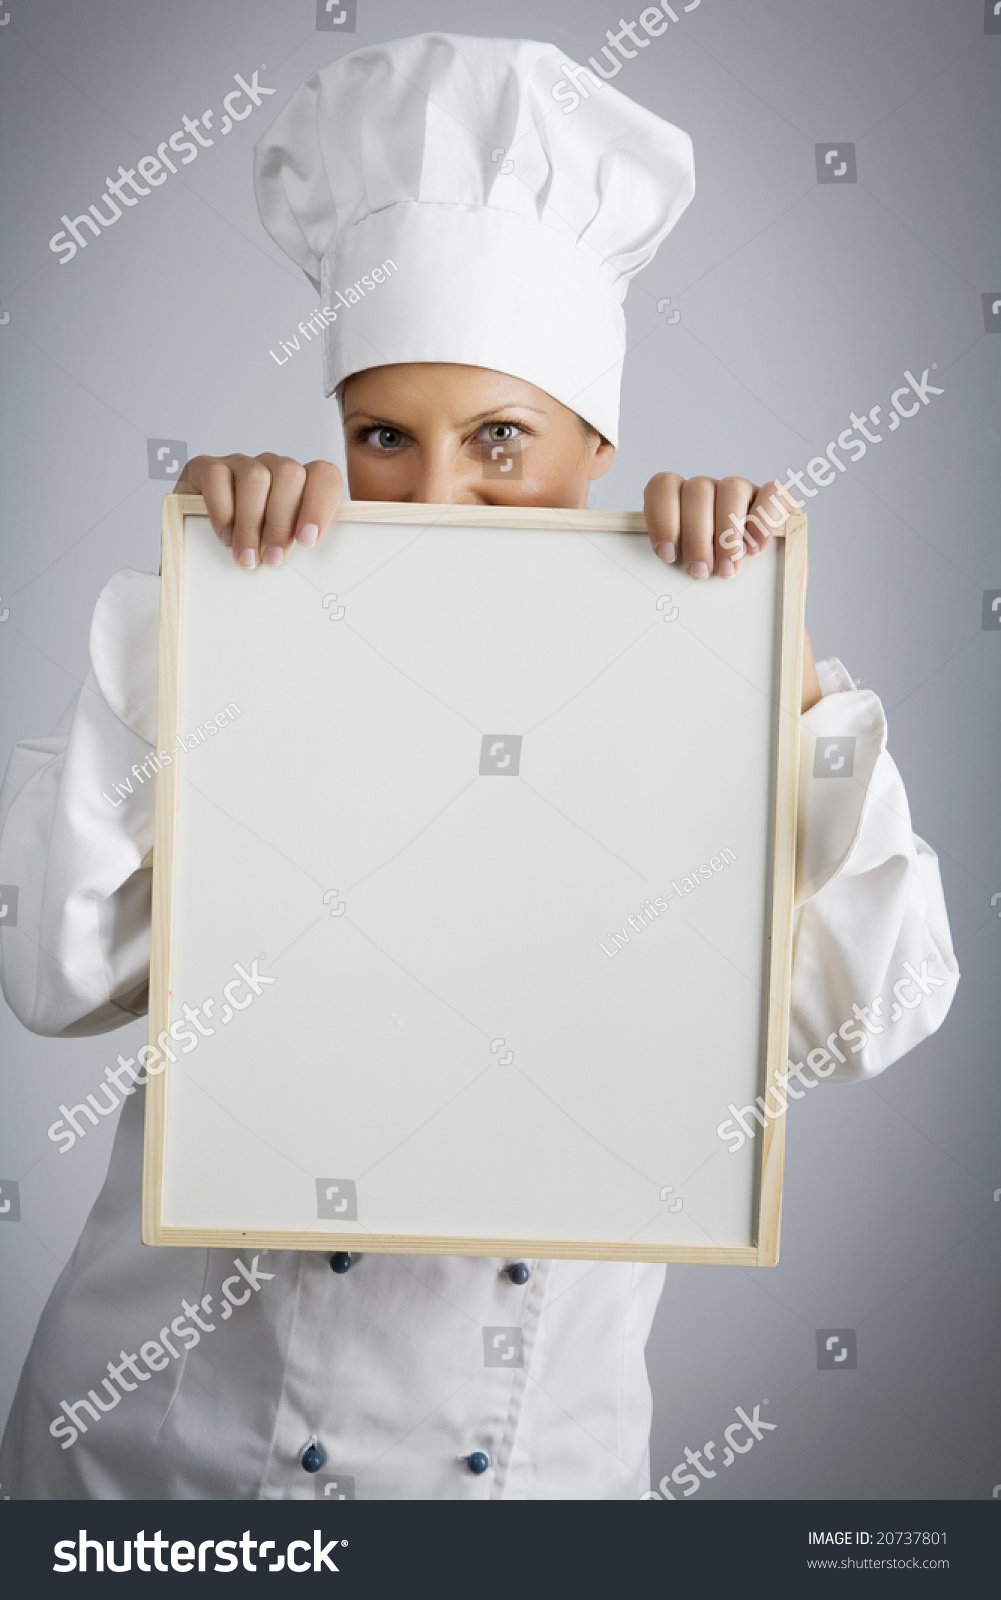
<box><xmin>0</xmin><ymin>568</ymin><xmax>959</xmax><ymax>1501</ymax></box>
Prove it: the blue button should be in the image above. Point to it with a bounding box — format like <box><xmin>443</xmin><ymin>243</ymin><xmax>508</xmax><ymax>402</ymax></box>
<box><xmin>301</xmin><ymin>1443</ymin><xmax>326</xmax><ymax>1473</ymax></box>
<box><xmin>329</xmin><ymin>1252</ymin><xmax>352</xmax><ymax>1274</ymax></box>
<box><xmin>467</xmin><ymin>1451</ymin><xmax>490</xmax><ymax>1475</ymax></box>
<box><xmin>507</xmin><ymin>1262</ymin><xmax>531</xmax><ymax>1285</ymax></box>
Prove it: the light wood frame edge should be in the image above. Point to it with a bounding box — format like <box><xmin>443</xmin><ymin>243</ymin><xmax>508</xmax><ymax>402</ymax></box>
<box><xmin>175</xmin><ymin>494</ymin><xmax>649</xmax><ymax>533</ymax></box>
<box><xmin>150</xmin><ymin>1227</ymin><xmax>760</xmax><ymax>1263</ymax></box>
<box><xmin>753</xmin><ymin>512</ymin><xmax>807</xmax><ymax>1266</ymax></box>
<box><xmin>140</xmin><ymin>496</ymin><xmax>184</xmax><ymax>1245</ymax></box>
<box><xmin>144</xmin><ymin>496</ymin><xmax>805</xmax><ymax>1263</ymax></box>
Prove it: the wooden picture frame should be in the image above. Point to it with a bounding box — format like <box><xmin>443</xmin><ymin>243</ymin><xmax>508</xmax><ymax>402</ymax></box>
<box><xmin>143</xmin><ymin>496</ymin><xmax>806</xmax><ymax>1264</ymax></box>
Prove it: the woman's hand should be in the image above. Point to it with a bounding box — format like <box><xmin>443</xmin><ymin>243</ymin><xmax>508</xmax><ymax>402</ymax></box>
<box><xmin>643</xmin><ymin>474</ymin><xmax>801</xmax><ymax>579</ymax></box>
<box><xmin>644</xmin><ymin>472</ymin><xmax>821</xmax><ymax>711</ymax></box>
<box><xmin>174</xmin><ymin>453</ymin><xmax>342</xmax><ymax>568</ymax></box>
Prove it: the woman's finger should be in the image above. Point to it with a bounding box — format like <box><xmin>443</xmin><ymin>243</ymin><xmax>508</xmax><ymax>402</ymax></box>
<box><xmin>295</xmin><ymin>460</ymin><xmax>344</xmax><ymax>546</ymax></box>
<box><xmin>229</xmin><ymin>456</ymin><xmax>275</xmax><ymax>569</ymax></box>
<box><xmin>744</xmin><ymin>479</ymin><xmax>798</xmax><ymax>555</ymax></box>
<box><xmin>257</xmin><ymin>455</ymin><xmax>308</xmax><ymax>565</ymax></box>
<box><xmin>679</xmin><ymin>476</ymin><xmax>717</xmax><ymax>578</ymax></box>
<box><xmin>714</xmin><ymin>476</ymin><xmax>755</xmax><ymax>577</ymax></box>
<box><xmin>175</xmin><ymin>456</ymin><xmax>236</xmax><ymax>545</ymax></box>
<box><xmin>643</xmin><ymin>472</ymin><xmax>684</xmax><ymax>563</ymax></box>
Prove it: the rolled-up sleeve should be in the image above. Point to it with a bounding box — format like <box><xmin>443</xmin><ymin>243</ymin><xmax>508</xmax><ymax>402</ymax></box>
<box><xmin>0</xmin><ymin>569</ymin><xmax>160</xmax><ymax>1037</ymax></box>
<box><xmin>789</xmin><ymin>657</ymin><xmax>959</xmax><ymax>1082</ymax></box>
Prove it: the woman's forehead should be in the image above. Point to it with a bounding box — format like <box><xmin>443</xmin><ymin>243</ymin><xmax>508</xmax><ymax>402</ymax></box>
<box><xmin>341</xmin><ymin>363</ymin><xmax>558</xmax><ymax>419</ymax></box>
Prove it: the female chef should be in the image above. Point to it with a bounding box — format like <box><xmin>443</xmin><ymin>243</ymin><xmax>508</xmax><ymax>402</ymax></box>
<box><xmin>0</xmin><ymin>33</ymin><xmax>958</xmax><ymax>1500</ymax></box>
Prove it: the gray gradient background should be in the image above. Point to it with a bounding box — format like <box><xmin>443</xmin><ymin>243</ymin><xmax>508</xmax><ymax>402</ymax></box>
<box><xmin>0</xmin><ymin>0</ymin><xmax>998</xmax><ymax>1500</ymax></box>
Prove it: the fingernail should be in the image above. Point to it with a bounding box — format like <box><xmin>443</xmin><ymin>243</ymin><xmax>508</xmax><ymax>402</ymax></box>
<box><xmin>688</xmin><ymin>561</ymin><xmax>710</xmax><ymax>579</ymax></box>
<box><xmin>655</xmin><ymin>542</ymin><xmax>676</xmax><ymax>563</ymax></box>
<box><xmin>718</xmin><ymin>558</ymin><xmax>734</xmax><ymax>577</ymax></box>
<box><xmin>261</xmin><ymin>545</ymin><xmax>284</xmax><ymax>566</ymax></box>
<box><xmin>237</xmin><ymin>549</ymin><xmax>256</xmax><ymax>569</ymax></box>
<box><xmin>220</xmin><ymin>525</ymin><xmax>233</xmax><ymax>547</ymax></box>
<box><xmin>296</xmin><ymin>522</ymin><xmax>319</xmax><ymax>547</ymax></box>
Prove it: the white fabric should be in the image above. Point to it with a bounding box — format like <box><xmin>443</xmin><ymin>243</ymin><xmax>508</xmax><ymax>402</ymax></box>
<box><xmin>252</xmin><ymin>33</ymin><xmax>696</xmax><ymax>444</ymax></box>
<box><xmin>0</xmin><ymin>569</ymin><xmax>958</xmax><ymax>1499</ymax></box>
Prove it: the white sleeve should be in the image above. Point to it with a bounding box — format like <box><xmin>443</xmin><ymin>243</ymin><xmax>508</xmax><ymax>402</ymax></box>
<box><xmin>0</xmin><ymin>569</ymin><xmax>160</xmax><ymax>1037</ymax></box>
<box><xmin>789</xmin><ymin>657</ymin><xmax>959</xmax><ymax>1083</ymax></box>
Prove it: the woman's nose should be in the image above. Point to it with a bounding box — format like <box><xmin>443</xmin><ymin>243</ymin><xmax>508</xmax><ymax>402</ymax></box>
<box><xmin>410</xmin><ymin>453</ymin><xmax>482</xmax><ymax>504</ymax></box>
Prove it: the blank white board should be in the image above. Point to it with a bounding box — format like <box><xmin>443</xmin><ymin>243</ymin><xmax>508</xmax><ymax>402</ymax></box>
<box><xmin>143</xmin><ymin>498</ymin><xmax>806</xmax><ymax>1263</ymax></box>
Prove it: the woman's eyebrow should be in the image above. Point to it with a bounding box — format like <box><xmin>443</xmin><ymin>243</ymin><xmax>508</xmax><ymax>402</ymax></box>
<box><xmin>457</xmin><ymin>404</ymin><xmax>546</xmax><ymax>425</ymax></box>
<box><xmin>342</xmin><ymin>404</ymin><xmax>547</xmax><ymax>427</ymax></box>
<box><xmin>342</xmin><ymin>410</ymin><xmax>405</xmax><ymax>427</ymax></box>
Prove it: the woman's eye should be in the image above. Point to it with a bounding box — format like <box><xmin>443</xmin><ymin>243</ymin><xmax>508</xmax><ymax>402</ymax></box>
<box><xmin>482</xmin><ymin>422</ymin><xmax>521</xmax><ymax>445</ymax></box>
<box><xmin>363</xmin><ymin>427</ymin><xmax>405</xmax><ymax>449</ymax></box>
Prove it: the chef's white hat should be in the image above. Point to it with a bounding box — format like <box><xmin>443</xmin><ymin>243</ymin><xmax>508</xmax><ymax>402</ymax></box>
<box><xmin>253</xmin><ymin>32</ymin><xmax>694</xmax><ymax>446</ymax></box>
